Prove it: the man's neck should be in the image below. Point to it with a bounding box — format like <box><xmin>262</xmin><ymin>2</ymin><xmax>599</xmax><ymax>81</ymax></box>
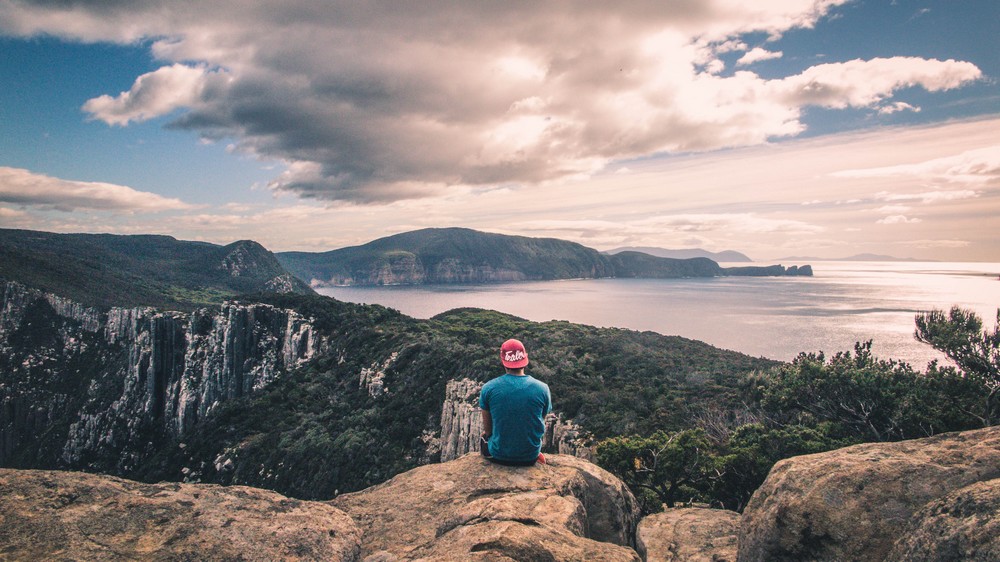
<box><xmin>505</xmin><ymin>368</ymin><xmax>526</xmax><ymax>376</ymax></box>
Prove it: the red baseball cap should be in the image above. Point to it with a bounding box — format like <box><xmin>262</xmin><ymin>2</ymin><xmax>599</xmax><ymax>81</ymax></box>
<box><xmin>500</xmin><ymin>338</ymin><xmax>529</xmax><ymax>369</ymax></box>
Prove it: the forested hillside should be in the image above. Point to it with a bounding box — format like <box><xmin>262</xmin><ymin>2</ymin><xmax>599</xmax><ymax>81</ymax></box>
<box><xmin>0</xmin><ymin>280</ymin><xmax>774</xmax><ymax>501</ymax></box>
<box><xmin>0</xmin><ymin>228</ymin><xmax>313</xmax><ymax>309</ymax></box>
<box><xmin>277</xmin><ymin>227</ymin><xmax>810</xmax><ymax>286</ymax></box>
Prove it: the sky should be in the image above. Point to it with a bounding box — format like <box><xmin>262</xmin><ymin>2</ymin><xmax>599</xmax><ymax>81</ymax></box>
<box><xmin>0</xmin><ymin>0</ymin><xmax>998</xmax><ymax>261</ymax></box>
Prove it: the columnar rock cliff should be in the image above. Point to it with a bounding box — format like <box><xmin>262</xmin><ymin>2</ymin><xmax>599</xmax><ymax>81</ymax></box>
<box><xmin>439</xmin><ymin>378</ymin><xmax>485</xmax><ymax>461</ymax></box>
<box><xmin>439</xmin><ymin>377</ymin><xmax>594</xmax><ymax>461</ymax></box>
<box><xmin>0</xmin><ymin>281</ymin><xmax>318</xmax><ymax>472</ymax></box>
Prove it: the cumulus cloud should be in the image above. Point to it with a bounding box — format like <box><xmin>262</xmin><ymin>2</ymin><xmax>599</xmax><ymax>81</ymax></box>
<box><xmin>0</xmin><ymin>167</ymin><xmax>193</xmax><ymax>212</ymax></box>
<box><xmin>776</xmin><ymin>57</ymin><xmax>980</xmax><ymax>109</ymax></box>
<box><xmin>737</xmin><ymin>47</ymin><xmax>783</xmax><ymax>66</ymax></box>
<box><xmin>83</xmin><ymin>64</ymin><xmax>225</xmax><ymax>125</ymax></box>
<box><xmin>0</xmin><ymin>0</ymin><xmax>983</xmax><ymax>202</ymax></box>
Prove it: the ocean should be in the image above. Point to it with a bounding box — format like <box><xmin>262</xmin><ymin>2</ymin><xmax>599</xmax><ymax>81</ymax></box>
<box><xmin>315</xmin><ymin>261</ymin><xmax>1000</xmax><ymax>366</ymax></box>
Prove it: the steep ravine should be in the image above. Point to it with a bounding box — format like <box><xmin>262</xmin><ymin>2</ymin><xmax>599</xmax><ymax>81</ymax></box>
<box><xmin>0</xmin><ymin>281</ymin><xmax>319</xmax><ymax>473</ymax></box>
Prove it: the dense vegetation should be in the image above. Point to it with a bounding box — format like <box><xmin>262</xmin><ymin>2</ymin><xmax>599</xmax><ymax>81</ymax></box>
<box><xmin>0</xmin><ymin>228</ymin><xmax>312</xmax><ymax>309</ymax></box>
<box><xmin>596</xmin><ymin>306</ymin><xmax>1000</xmax><ymax>513</ymax></box>
<box><xmin>132</xmin><ymin>295</ymin><xmax>775</xmax><ymax>499</ymax></box>
<box><xmin>276</xmin><ymin>227</ymin><xmax>809</xmax><ymax>286</ymax></box>
<box><xmin>277</xmin><ymin>227</ymin><xmax>615</xmax><ymax>285</ymax></box>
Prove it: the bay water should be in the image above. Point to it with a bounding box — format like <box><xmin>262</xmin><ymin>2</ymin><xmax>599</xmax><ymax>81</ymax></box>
<box><xmin>316</xmin><ymin>261</ymin><xmax>1000</xmax><ymax>366</ymax></box>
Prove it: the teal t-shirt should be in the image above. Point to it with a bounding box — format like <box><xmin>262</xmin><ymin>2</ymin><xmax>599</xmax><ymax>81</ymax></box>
<box><xmin>479</xmin><ymin>373</ymin><xmax>552</xmax><ymax>463</ymax></box>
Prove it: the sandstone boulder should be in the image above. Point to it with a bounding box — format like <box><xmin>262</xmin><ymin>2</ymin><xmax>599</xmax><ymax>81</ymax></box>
<box><xmin>886</xmin><ymin>477</ymin><xmax>1000</xmax><ymax>562</ymax></box>
<box><xmin>0</xmin><ymin>468</ymin><xmax>361</xmax><ymax>561</ymax></box>
<box><xmin>737</xmin><ymin>425</ymin><xmax>1000</xmax><ymax>562</ymax></box>
<box><xmin>637</xmin><ymin>508</ymin><xmax>739</xmax><ymax>562</ymax></box>
<box><xmin>331</xmin><ymin>453</ymin><xmax>641</xmax><ymax>561</ymax></box>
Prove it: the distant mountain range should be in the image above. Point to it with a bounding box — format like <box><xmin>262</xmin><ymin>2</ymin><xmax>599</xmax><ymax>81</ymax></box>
<box><xmin>0</xmin><ymin>228</ymin><xmax>313</xmax><ymax>309</ymax></box>
<box><xmin>605</xmin><ymin>246</ymin><xmax>752</xmax><ymax>262</ymax></box>
<box><xmin>277</xmin><ymin>227</ymin><xmax>811</xmax><ymax>286</ymax></box>
<box><xmin>0</xmin><ymin>227</ymin><xmax>811</xmax><ymax>307</ymax></box>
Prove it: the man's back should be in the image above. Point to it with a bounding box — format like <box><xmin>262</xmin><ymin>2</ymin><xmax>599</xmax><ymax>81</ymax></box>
<box><xmin>479</xmin><ymin>373</ymin><xmax>551</xmax><ymax>463</ymax></box>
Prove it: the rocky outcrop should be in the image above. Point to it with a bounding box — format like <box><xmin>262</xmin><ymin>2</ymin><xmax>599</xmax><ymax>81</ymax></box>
<box><xmin>1</xmin><ymin>281</ymin><xmax>319</xmax><ymax>472</ymax></box>
<box><xmin>737</xmin><ymin>425</ymin><xmax>1000</xmax><ymax>562</ymax></box>
<box><xmin>0</xmin><ymin>454</ymin><xmax>646</xmax><ymax>561</ymax></box>
<box><xmin>638</xmin><ymin>508</ymin><xmax>739</xmax><ymax>562</ymax></box>
<box><xmin>440</xmin><ymin>378</ymin><xmax>484</xmax><ymax>461</ymax></box>
<box><xmin>0</xmin><ymin>468</ymin><xmax>361</xmax><ymax>561</ymax></box>
<box><xmin>545</xmin><ymin>412</ymin><xmax>595</xmax><ymax>460</ymax></box>
<box><xmin>439</xmin><ymin>377</ymin><xmax>594</xmax><ymax>462</ymax></box>
<box><xmin>722</xmin><ymin>264</ymin><xmax>812</xmax><ymax>277</ymax></box>
<box><xmin>359</xmin><ymin>352</ymin><xmax>398</xmax><ymax>398</ymax></box>
<box><xmin>331</xmin><ymin>453</ymin><xmax>642</xmax><ymax>561</ymax></box>
<box><xmin>886</xmin><ymin>478</ymin><xmax>1000</xmax><ymax>562</ymax></box>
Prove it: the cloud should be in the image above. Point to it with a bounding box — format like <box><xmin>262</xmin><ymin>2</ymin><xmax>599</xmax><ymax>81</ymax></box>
<box><xmin>737</xmin><ymin>47</ymin><xmax>783</xmax><ymax>66</ymax></box>
<box><xmin>835</xmin><ymin>146</ymin><xmax>1000</xmax><ymax>186</ymax></box>
<box><xmin>83</xmin><ymin>64</ymin><xmax>226</xmax><ymax>126</ymax></box>
<box><xmin>877</xmin><ymin>101</ymin><xmax>919</xmax><ymax>115</ymax></box>
<box><xmin>1</xmin><ymin>0</ymin><xmax>983</xmax><ymax>203</ymax></box>
<box><xmin>0</xmin><ymin>167</ymin><xmax>193</xmax><ymax>212</ymax></box>
<box><xmin>875</xmin><ymin>190</ymin><xmax>981</xmax><ymax>204</ymax></box>
<box><xmin>876</xmin><ymin>215</ymin><xmax>921</xmax><ymax>225</ymax></box>
<box><xmin>516</xmin><ymin>213</ymin><xmax>824</xmax><ymax>238</ymax></box>
<box><xmin>776</xmin><ymin>57</ymin><xmax>980</xmax><ymax>109</ymax></box>
<box><xmin>903</xmin><ymin>239</ymin><xmax>970</xmax><ymax>249</ymax></box>
<box><xmin>875</xmin><ymin>204</ymin><xmax>911</xmax><ymax>214</ymax></box>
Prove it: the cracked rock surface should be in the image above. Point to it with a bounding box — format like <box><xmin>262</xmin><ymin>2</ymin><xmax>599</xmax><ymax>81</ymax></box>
<box><xmin>331</xmin><ymin>453</ymin><xmax>641</xmax><ymax>561</ymax></box>
<box><xmin>737</xmin><ymin>425</ymin><xmax>1000</xmax><ymax>562</ymax></box>
<box><xmin>0</xmin><ymin>468</ymin><xmax>361</xmax><ymax>561</ymax></box>
<box><xmin>886</xmin><ymin>477</ymin><xmax>1000</xmax><ymax>562</ymax></box>
<box><xmin>638</xmin><ymin>507</ymin><xmax>738</xmax><ymax>562</ymax></box>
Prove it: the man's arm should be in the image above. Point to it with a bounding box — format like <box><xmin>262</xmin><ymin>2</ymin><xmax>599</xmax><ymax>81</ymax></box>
<box><xmin>481</xmin><ymin>408</ymin><xmax>493</xmax><ymax>438</ymax></box>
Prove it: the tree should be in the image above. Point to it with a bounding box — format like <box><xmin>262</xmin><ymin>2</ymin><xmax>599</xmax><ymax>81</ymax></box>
<box><xmin>746</xmin><ymin>341</ymin><xmax>985</xmax><ymax>442</ymax></box>
<box><xmin>713</xmin><ymin>423</ymin><xmax>842</xmax><ymax>511</ymax></box>
<box><xmin>596</xmin><ymin>428</ymin><xmax>717</xmax><ymax>512</ymax></box>
<box><xmin>916</xmin><ymin>306</ymin><xmax>1000</xmax><ymax>425</ymax></box>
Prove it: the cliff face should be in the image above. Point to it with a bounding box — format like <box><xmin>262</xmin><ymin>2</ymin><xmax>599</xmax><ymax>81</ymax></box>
<box><xmin>0</xmin><ymin>281</ymin><xmax>318</xmax><ymax>473</ymax></box>
<box><xmin>439</xmin><ymin>377</ymin><xmax>594</xmax><ymax>462</ymax></box>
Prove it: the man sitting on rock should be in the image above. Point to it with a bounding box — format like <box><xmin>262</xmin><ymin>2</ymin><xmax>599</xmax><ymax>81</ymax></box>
<box><xmin>479</xmin><ymin>338</ymin><xmax>552</xmax><ymax>466</ymax></box>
